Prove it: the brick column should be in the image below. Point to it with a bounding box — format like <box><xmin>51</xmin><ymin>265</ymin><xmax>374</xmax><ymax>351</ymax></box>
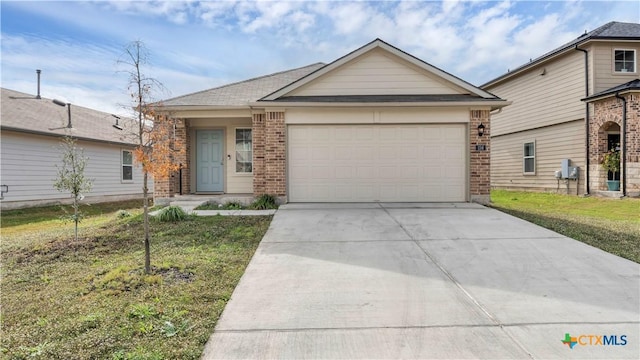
<box><xmin>173</xmin><ymin>118</ymin><xmax>189</xmax><ymax>195</ymax></box>
<box><xmin>263</xmin><ymin>111</ymin><xmax>287</xmax><ymax>199</ymax></box>
<box><xmin>153</xmin><ymin>117</ymin><xmax>188</xmax><ymax>204</ymax></box>
<box><xmin>470</xmin><ymin>109</ymin><xmax>491</xmax><ymax>204</ymax></box>
<box><xmin>627</xmin><ymin>94</ymin><xmax>640</xmax><ymax>195</ymax></box>
<box><xmin>252</xmin><ymin>112</ymin><xmax>266</xmax><ymax>195</ymax></box>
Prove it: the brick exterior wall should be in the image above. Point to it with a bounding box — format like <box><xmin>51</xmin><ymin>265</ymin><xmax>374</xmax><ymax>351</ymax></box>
<box><xmin>158</xmin><ymin>109</ymin><xmax>494</xmax><ymax>204</ymax></box>
<box><xmin>153</xmin><ymin>117</ymin><xmax>189</xmax><ymax>201</ymax></box>
<box><xmin>469</xmin><ymin>109</ymin><xmax>491</xmax><ymax>204</ymax></box>
<box><xmin>589</xmin><ymin>93</ymin><xmax>640</xmax><ymax>195</ymax></box>
<box><xmin>252</xmin><ymin>111</ymin><xmax>286</xmax><ymax>200</ymax></box>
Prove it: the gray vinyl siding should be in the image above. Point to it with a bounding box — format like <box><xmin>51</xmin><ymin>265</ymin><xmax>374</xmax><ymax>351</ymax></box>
<box><xmin>1</xmin><ymin>131</ymin><xmax>149</xmax><ymax>204</ymax></box>
<box><xmin>491</xmin><ymin>120</ymin><xmax>586</xmax><ymax>193</ymax></box>
<box><xmin>487</xmin><ymin>51</ymin><xmax>585</xmax><ymax>137</ymax></box>
<box><xmin>592</xmin><ymin>42</ymin><xmax>640</xmax><ymax>93</ymax></box>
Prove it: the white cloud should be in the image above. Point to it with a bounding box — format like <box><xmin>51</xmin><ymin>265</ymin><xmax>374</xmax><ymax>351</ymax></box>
<box><xmin>2</xmin><ymin>0</ymin><xmax>639</xmax><ymax>114</ymax></box>
<box><xmin>104</xmin><ymin>1</ymin><xmax>194</xmax><ymax>24</ymax></box>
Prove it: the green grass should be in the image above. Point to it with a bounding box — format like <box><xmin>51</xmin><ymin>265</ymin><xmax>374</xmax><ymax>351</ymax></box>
<box><xmin>1</xmin><ymin>200</ymin><xmax>147</xmax><ymax>228</ymax></box>
<box><xmin>1</xmin><ymin>201</ymin><xmax>271</xmax><ymax>359</ymax></box>
<box><xmin>490</xmin><ymin>190</ymin><xmax>640</xmax><ymax>263</ymax></box>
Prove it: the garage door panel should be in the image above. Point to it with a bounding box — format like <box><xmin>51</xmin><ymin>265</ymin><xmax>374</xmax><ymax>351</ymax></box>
<box><xmin>290</xmin><ymin>166</ymin><xmax>309</xmax><ymax>180</ymax></box>
<box><xmin>356</xmin><ymin>167</ymin><xmax>375</xmax><ymax>179</ymax></box>
<box><xmin>355</xmin><ymin>185</ymin><xmax>375</xmax><ymax>199</ymax></box>
<box><xmin>334</xmin><ymin>146</ymin><xmax>352</xmax><ymax>160</ymax></box>
<box><xmin>355</xmin><ymin>127</ymin><xmax>375</xmax><ymax>140</ymax></box>
<box><xmin>288</xmin><ymin>124</ymin><xmax>466</xmax><ymax>202</ymax></box>
<box><xmin>311</xmin><ymin>166</ymin><xmax>333</xmax><ymax>179</ymax></box>
<box><xmin>445</xmin><ymin>167</ymin><xmax>465</xmax><ymax>178</ymax></box>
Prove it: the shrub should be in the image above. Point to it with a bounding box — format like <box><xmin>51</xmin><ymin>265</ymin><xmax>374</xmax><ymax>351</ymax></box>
<box><xmin>250</xmin><ymin>194</ymin><xmax>278</xmax><ymax>210</ymax></box>
<box><xmin>223</xmin><ymin>201</ymin><xmax>243</xmax><ymax>210</ymax></box>
<box><xmin>602</xmin><ymin>149</ymin><xmax>620</xmax><ymax>172</ymax></box>
<box><xmin>116</xmin><ymin>210</ymin><xmax>132</xmax><ymax>219</ymax></box>
<box><xmin>156</xmin><ymin>206</ymin><xmax>188</xmax><ymax>222</ymax></box>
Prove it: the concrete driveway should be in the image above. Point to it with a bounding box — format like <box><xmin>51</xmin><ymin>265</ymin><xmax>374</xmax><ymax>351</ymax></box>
<box><xmin>202</xmin><ymin>203</ymin><xmax>639</xmax><ymax>359</ymax></box>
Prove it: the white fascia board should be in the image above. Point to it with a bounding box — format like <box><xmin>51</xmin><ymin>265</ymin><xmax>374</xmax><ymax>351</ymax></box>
<box><xmin>250</xmin><ymin>100</ymin><xmax>511</xmax><ymax>110</ymax></box>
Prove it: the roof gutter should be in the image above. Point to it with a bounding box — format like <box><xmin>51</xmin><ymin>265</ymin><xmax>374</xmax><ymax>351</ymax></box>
<box><xmin>614</xmin><ymin>92</ymin><xmax>627</xmax><ymax>197</ymax></box>
<box><xmin>153</xmin><ymin>105</ymin><xmax>252</xmax><ymax>112</ymax></box>
<box><xmin>0</xmin><ymin>126</ymin><xmax>138</xmax><ymax>147</ymax></box>
<box><xmin>575</xmin><ymin>45</ymin><xmax>590</xmax><ymax>195</ymax></box>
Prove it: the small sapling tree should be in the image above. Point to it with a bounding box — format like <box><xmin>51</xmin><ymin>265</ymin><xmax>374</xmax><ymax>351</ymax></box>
<box><xmin>53</xmin><ymin>136</ymin><xmax>93</xmax><ymax>241</ymax></box>
<box><xmin>118</xmin><ymin>40</ymin><xmax>183</xmax><ymax>274</ymax></box>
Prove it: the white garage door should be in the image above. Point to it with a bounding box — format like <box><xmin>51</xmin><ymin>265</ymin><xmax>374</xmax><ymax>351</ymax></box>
<box><xmin>288</xmin><ymin>124</ymin><xmax>467</xmax><ymax>202</ymax></box>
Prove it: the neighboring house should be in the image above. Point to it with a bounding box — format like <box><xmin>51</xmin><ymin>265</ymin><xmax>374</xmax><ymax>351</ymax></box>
<box><xmin>0</xmin><ymin>88</ymin><xmax>150</xmax><ymax>209</ymax></box>
<box><xmin>154</xmin><ymin>39</ymin><xmax>509</xmax><ymax>204</ymax></box>
<box><xmin>482</xmin><ymin>21</ymin><xmax>640</xmax><ymax>197</ymax></box>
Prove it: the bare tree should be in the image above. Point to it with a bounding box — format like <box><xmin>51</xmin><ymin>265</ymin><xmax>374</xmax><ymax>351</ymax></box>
<box><xmin>53</xmin><ymin>136</ymin><xmax>93</xmax><ymax>241</ymax></box>
<box><xmin>118</xmin><ymin>40</ymin><xmax>182</xmax><ymax>274</ymax></box>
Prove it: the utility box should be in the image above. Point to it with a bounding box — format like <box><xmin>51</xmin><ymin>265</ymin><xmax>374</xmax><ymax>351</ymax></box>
<box><xmin>568</xmin><ymin>166</ymin><xmax>579</xmax><ymax>180</ymax></box>
<box><xmin>561</xmin><ymin>159</ymin><xmax>571</xmax><ymax>179</ymax></box>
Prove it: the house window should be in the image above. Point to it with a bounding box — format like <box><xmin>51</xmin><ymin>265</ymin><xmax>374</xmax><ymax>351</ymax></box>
<box><xmin>614</xmin><ymin>50</ymin><xmax>635</xmax><ymax>73</ymax></box>
<box><xmin>235</xmin><ymin>129</ymin><xmax>252</xmax><ymax>173</ymax></box>
<box><xmin>122</xmin><ymin>149</ymin><xmax>133</xmax><ymax>181</ymax></box>
<box><xmin>523</xmin><ymin>142</ymin><xmax>535</xmax><ymax>174</ymax></box>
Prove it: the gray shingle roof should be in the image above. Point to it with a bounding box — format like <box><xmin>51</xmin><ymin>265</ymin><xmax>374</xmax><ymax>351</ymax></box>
<box><xmin>1</xmin><ymin>88</ymin><xmax>139</xmax><ymax>145</ymax></box>
<box><xmin>583</xmin><ymin>78</ymin><xmax>640</xmax><ymax>101</ymax></box>
<box><xmin>161</xmin><ymin>63</ymin><xmax>325</xmax><ymax>107</ymax></box>
<box><xmin>482</xmin><ymin>21</ymin><xmax>640</xmax><ymax>87</ymax></box>
<box><xmin>592</xmin><ymin>21</ymin><xmax>640</xmax><ymax>38</ymax></box>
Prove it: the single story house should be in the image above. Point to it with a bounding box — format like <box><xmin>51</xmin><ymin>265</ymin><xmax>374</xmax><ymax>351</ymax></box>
<box><xmin>1</xmin><ymin>87</ymin><xmax>150</xmax><ymax>209</ymax></box>
<box><xmin>154</xmin><ymin>39</ymin><xmax>509</xmax><ymax>204</ymax></box>
<box><xmin>482</xmin><ymin>21</ymin><xmax>640</xmax><ymax>197</ymax></box>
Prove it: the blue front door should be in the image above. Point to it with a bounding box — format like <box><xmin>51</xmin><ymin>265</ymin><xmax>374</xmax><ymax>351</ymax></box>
<box><xmin>197</xmin><ymin>130</ymin><xmax>224</xmax><ymax>192</ymax></box>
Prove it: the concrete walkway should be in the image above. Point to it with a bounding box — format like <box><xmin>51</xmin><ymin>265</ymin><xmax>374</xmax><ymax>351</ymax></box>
<box><xmin>202</xmin><ymin>203</ymin><xmax>639</xmax><ymax>359</ymax></box>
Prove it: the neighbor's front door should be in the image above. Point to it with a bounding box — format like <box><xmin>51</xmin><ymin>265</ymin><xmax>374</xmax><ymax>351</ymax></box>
<box><xmin>196</xmin><ymin>130</ymin><xmax>224</xmax><ymax>192</ymax></box>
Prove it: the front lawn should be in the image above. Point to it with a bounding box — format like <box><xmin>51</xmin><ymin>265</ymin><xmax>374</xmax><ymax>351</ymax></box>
<box><xmin>490</xmin><ymin>190</ymin><xmax>640</xmax><ymax>263</ymax></box>
<box><xmin>1</xmin><ymin>201</ymin><xmax>271</xmax><ymax>359</ymax></box>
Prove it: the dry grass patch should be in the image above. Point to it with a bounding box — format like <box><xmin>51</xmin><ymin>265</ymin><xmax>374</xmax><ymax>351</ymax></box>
<box><xmin>1</xmin><ymin>202</ymin><xmax>271</xmax><ymax>359</ymax></box>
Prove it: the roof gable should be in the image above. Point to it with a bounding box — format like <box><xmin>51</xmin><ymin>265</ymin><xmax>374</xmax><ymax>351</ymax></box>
<box><xmin>262</xmin><ymin>39</ymin><xmax>497</xmax><ymax>101</ymax></box>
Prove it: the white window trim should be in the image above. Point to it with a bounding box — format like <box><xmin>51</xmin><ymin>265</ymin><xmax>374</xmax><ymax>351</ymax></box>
<box><xmin>613</xmin><ymin>49</ymin><xmax>636</xmax><ymax>74</ymax></box>
<box><xmin>523</xmin><ymin>141</ymin><xmax>536</xmax><ymax>175</ymax></box>
<box><xmin>121</xmin><ymin>149</ymin><xmax>134</xmax><ymax>183</ymax></box>
<box><xmin>234</xmin><ymin>127</ymin><xmax>253</xmax><ymax>175</ymax></box>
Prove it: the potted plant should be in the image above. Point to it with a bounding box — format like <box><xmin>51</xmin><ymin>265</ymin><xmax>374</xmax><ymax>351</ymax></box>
<box><xmin>602</xmin><ymin>149</ymin><xmax>620</xmax><ymax>191</ymax></box>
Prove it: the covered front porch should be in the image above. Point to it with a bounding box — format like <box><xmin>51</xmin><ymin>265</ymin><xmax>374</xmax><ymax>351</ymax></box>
<box><xmin>584</xmin><ymin>80</ymin><xmax>640</xmax><ymax>198</ymax></box>
<box><xmin>154</xmin><ymin>116</ymin><xmax>256</xmax><ymax>204</ymax></box>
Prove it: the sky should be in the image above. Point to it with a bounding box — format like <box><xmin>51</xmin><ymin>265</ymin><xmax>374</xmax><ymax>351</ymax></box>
<box><xmin>1</xmin><ymin>0</ymin><xmax>639</xmax><ymax>116</ymax></box>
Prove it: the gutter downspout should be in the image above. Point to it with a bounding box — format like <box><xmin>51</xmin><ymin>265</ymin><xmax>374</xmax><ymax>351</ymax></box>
<box><xmin>575</xmin><ymin>45</ymin><xmax>589</xmax><ymax>194</ymax></box>
<box><xmin>614</xmin><ymin>92</ymin><xmax>627</xmax><ymax>197</ymax></box>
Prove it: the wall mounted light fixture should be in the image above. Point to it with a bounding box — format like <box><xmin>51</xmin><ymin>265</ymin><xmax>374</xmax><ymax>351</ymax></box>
<box><xmin>477</xmin><ymin>123</ymin><xmax>485</xmax><ymax>137</ymax></box>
